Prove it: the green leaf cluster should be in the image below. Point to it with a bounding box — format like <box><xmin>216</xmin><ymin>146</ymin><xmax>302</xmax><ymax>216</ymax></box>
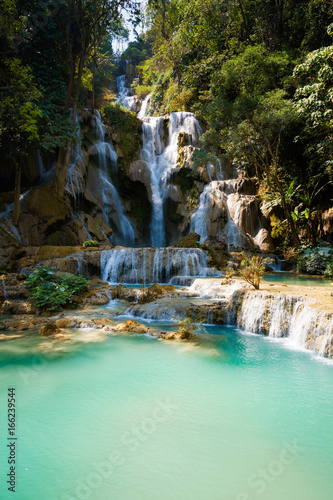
<box><xmin>25</xmin><ymin>267</ymin><xmax>89</xmax><ymax>311</ymax></box>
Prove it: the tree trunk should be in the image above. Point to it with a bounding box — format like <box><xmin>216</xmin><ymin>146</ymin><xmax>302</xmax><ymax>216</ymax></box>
<box><xmin>13</xmin><ymin>161</ymin><xmax>21</xmax><ymax>226</ymax></box>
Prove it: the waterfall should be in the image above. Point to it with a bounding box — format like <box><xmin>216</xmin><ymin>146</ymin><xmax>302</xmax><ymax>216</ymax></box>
<box><xmin>116</xmin><ymin>74</ymin><xmax>138</xmax><ymax>112</ymax></box>
<box><xmin>190</xmin><ymin>181</ymin><xmax>226</xmax><ymax>241</ymax></box>
<box><xmin>226</xmin><ymin>289</ymin><xmax>333</xmax><ymax>353</ymax></box>
<box><xmin>89</xmin><ymin>111</ymin><xmax>135</xmax><ymax>247</ymax></box>
<box><xmin>100</xmin><ymin>247</ymin><xmax>222</xmax><ymax>284</ymax></box>
<box><xmin>140</xmin><ymin>112</ymin><xmax>202</xmax><ymax>247</ymax></box>
<box><xmin>138</xmin><ymin>93</ymin><xmax>152</xmax><ymax>120</ymax></box>
<box><xmin>190</xmin><ymin>176</ymin><xmax>265</xmax><ymax>250</ymax></box>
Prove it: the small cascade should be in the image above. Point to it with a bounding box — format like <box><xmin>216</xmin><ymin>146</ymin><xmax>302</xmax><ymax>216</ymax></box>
<box><xmin>190</xmin><ymin>181</ymin><xmax>227</xmax><ymax>241</ymax></box>
<box><xmin>140</xmin><ymin>112</ymin><xmax>202</xmax><ymax>246</ymax></box>
<box><xmin>100</xmin><ymin>247</ymin><xmax>222</xmax><ymax>284</ymax></box>
<box><xmin>190</xmin><ymin>177</ymin><xmax>267</xmax><ymax>250</ymax></box>
<box><xmin>138</xmin><ymin>93</ymin><xmax>152</xmax><ymax>120</ymax></box>
<box><xmin>232</xmin><ymin>291</ymin><xmax>333</xmax><ymax>353</ymax></box>
<box><xmin>116</xmin><ymin>74</ymin><xmax>138</xmax><ymax>112</ymax></box>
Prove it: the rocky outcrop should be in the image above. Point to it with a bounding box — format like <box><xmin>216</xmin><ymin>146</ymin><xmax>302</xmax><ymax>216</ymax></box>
<box><xmin>114</xmin><ymin>320</ymin><xmax>149</xmax><ymax>334</ymax></box>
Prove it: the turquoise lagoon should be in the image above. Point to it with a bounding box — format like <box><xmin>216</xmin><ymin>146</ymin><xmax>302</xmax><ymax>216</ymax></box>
<box><xmin>0</xmin><ymin>318</ymin><xmax>333</xmax><ymax>500</ymax></box>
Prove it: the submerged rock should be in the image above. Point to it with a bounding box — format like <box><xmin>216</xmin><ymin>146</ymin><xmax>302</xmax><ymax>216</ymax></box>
<box><xmin>0</xmin><ymin>334</ymin><xmax>24</xmax><ymax>340</ymax></box>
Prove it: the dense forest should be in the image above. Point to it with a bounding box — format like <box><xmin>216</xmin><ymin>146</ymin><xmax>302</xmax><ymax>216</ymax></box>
<box><xmin>0</xmin><ymin>0</ymin><xmax>333</xmax><ymax>273</ymax></box>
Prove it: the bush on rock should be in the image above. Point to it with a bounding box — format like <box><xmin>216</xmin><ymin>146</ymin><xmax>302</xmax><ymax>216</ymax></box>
<box><xmin>25</xmin><ymin>267</ymin><xmax>89</xmax><ymax>311</ymax></box>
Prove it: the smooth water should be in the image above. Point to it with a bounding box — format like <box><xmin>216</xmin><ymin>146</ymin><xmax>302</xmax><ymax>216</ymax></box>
<box><xmin>0</xmin><ymin>322</ymin><xmax>333</xmax><ymax>500</ymax></box>
<box><xmin>263</xmin><ymin>273</ymin><xmax>333</xmax><ymax>287</ymax></box>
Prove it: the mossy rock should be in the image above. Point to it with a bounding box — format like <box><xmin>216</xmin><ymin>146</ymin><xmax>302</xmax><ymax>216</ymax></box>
<box><xmin>101</xmin><ymin>104</ymin><xmax>142</xmax><ymax>173</ymax></box>
<box><xmin>35</xmin><ymin>246</ymin><xmax>81</xmax><ymax>260</ymax></box>
<box><xmin>22</xmin><ymin>187</ymin><xmax>70</xmax><ymax>222</ymax></box>
<box><xmin>174</xmin><ymin>233</ymin><xmax>201</xmax><ymax>248</ymax></box>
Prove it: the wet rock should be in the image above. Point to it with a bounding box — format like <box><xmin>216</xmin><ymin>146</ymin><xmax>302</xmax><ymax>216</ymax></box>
<box><xmin>174</xmin><ymin>233</ymin><xmax>201</xmax><ymax>248</ymax></box>
<box><xmin>39</xmin><ymin>323</ymin><xmax>61</xmax><ymax>336</ymax></box>
<box><xmin>139</xmin><ymin>283</ymin><xmax>177</xmax><ymax>303</ymax></box>
<box><xmin>22</xmin><ymin>186</ymin><xmax>70</xmax><ymax>222</ymax></box>
<box><xmin>8</xmin><ymin>320</ymin><xmax>34</xmax><ymax>331</ymax></box>
<box><xmin>159</xmin><ymin>330</ymin><xmax>197</xmax><ymax>341</ymax></box>
<box><xmin>93</xmin><ymin>318</ymin><xmax>113</xmax><ymax>328</ymax></box>
<box><xmin>0</xmin><ymin>300</ymin><xmax>36</xmax><ymax>315</ymax></box>
<box><xmin>114</xmin><ymin>320</ymin><xmax>149</xmax><ymax>334</ymax></box>
<box><xmin>85</xmin><ymin>290</ymin><xmax>110</xmax><ymax>306</ymax></box>
<box><xmin>55</xmin><ymin>318</ymin><xmax>77</xmax><ymax>329</ymax></box>
<box><xmin>110</xmin><ymin>285</ymin><xmax>139</xmax><ymax>302</ymax></box>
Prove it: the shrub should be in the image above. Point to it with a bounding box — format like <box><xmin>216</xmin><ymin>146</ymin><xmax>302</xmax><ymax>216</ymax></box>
<box><xmin>297</xmin><ymin>246</ymin><xmax>333</xmax><ymax>275</ymax></box>
<box><xmin>25</xmin><ymin>267</ymin><xmax>89</xmax><ymax>311</ymax></box>
<box><xmin>324</xmin><ymin>261</ymin><xmax>333</xmax><ymax>277</ymax></box>
<box><xmin>132</xmin><ymin>84</ymin><xmax>152</xmax><ymax>99</ymax></box>
<box><xmin>239</xmin><ymin>253</ymin><xmax>266</xmax><ymax>289</ymax></box>
<box><xmin>83</xmin><ymin>240</ymin><xmax>100</xmax><ymax>248</ymax></box>
<box><xmin>176</xmin><ymin>317</ymin><xmax>206</xmax><ymax>340</ymax></box>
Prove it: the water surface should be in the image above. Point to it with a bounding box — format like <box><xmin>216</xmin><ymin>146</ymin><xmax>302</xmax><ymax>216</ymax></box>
<box><xmin>0</xmin><ymin>325</ymin><xmax>332</xmax><ymax>500</ymax></box>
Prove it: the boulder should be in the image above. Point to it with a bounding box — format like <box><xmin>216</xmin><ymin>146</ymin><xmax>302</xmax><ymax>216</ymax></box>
<box><xmin>174</xmin><ymin>233</ymin><xmax>201</xmax><ymax>248</ymax></box>
<box><xmin>139</xmin><ymin>283</ymin><xmax>176</xmax><ymax>303</ymax></box>
<box><xmin>0</xmin><ymin>300</ymin><xmax>36</xmax><ymax>315</ymax></box>
<box><xmin>114</xmin><ymin>320</ymin><xmax>149</xmax><ymax>334</ymax></box>
<box><xmin>85</xmin><ymin>290</ymin><xmax>110</xmax><ymax>306</ymax></box>
<box><xmin>39</xmin><ymin>323</ymin><xmax>61</xmax><ymax>336</ymax></box>
<box><xmin>8</xmin><ymin>320</ymin><xmax>34</xmax><ymax>331</ymax></box>
<box><xmin>21</xmin><ymin>186</ymin><xmax>70</xmax><ymax>222</ymax></box>
<box><xmin>55</xmin><ymin>318</ymin><xmax>77</xmax><ymax>329</ymax></box>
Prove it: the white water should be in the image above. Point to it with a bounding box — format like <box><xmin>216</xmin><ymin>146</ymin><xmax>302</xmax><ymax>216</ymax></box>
<box><xmin>101</xmin><ymin>247</ymin><xmax>221</xmax><ymax>284</ymax></box>
<box><xmin>116</xmin><ymin>74</ymin><xmax>138</xmax><ymax>112</ymax></box>
<box><xmin>190</xmin><ymin>181</ymin><xmax>227</xmax><ymax>241</ymax></box>
<box><xmin>138</xmin><ymin>93</ymin><xmax>152</xmax><ymax>120</ymax></box>
<box><xmin>88</xmin><ymin>112</ymin><xmax>135</xmax><ymax>247</ymax></box>
<box><xmin>140</xmin><ymin>112</ymin><xmax>202</xmax><ymax>246</ymax></box>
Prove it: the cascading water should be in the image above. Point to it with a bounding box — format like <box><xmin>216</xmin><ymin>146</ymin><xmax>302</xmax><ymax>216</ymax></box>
<box><xmin>89</xmin><ymin>112</ymin><xmax>135</xmax><ymax>247</ymax></box>
<box><xmin>190</xmin><ymin>181</ymin><xmax>227</xmax><ymax>241</ymax></box>
<box><xmin>140</xmin><ymin>112</ymin><xmax>202</xmax><ymax>247</ymax></box>
<box><xmin>190</xmin><ymin>174</ymin><xmax>266</xmax><ymax>250</ymax></box>
<box><xmin>138</xmin><ymin>93</ymin><xmax>152</xmax><ymax>120</ymax></box>
<box><xmin>100</xmin><ymin>247</ymin><xmax>221</xmax><ymax>284</ymax></box>
<box><xmin>116</xmin><ymin>74</ymin><xmax>138</xmax><ymax>112</ymax></box>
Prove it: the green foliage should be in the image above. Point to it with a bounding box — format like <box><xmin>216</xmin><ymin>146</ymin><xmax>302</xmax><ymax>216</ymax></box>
<box><xmin>0</xmin><ymin>58</ymin><xmax>42</xmax><ymax>156</ymax></box>
<box><xmin>25</xmin><ymin>267</ymin><xmax>89</xmax><ymax>311</ymax></box>
<box><xmin>176</xmin><ymin>317</ymin><xmax>206</xmax><ymax>340</ymax></box>
<box><xmin>173</xmin><ymin>233</ymin><xmax>201</xmax><ymax>248</ymax></box>
<box><xmin>101</xmin><ymin>103</ymin><xmax>142</xmax><ymax>171</ymax></box>
<box><xmin>239</xmin><ymin>253</ymin><xmax>266</xmax><ymax>290</ymax></box>
<box><xmin>83</xmin><ymin>239</ymin><xmax>100</xmax><ymax>248</ymax></box>
<box><xmin>294</xmin><ymin>24</ymin><xmax>333</xmax><ymax>178</ymax></box>
<box><xmin>297</xmin><ymin>246</ymin><xmax>333</xmax><ymax>276</ymax></box>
